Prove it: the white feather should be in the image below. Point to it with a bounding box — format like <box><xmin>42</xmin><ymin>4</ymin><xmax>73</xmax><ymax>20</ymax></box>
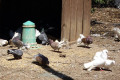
<box><xmin>12</xmin><ymin>32</ymin><xmax>21</xmax><ymax>39</ymax></box>
<box><xmin>77</xmin><ymin>34</ymin><xmax>85</xmax><ymax>45</ymax></box>
<box><xmin>84</xmin><ymin>58</ymin><xmax>105</xmax><ymax>71</ymax></box>
<box><xmin>112</xmin><ymin>27</ymin><xmax>120</xmax><ymax>40</ymax></box>
<box><xmin>103</xmin><ymin>59</ymin><xmax>115</xmax><ymax>69</ymax></box>
<box><xmin>0</xmin><ymin>39</ymin><xmax>8</xmax><ymax>47</ymax></box>
<box><xmin>93</xmin><ymin>49</ymin><xmax>108</xmax><ymax>60</ymax></box>
<box><xmin>54</xmin><ymin>40</ymin><xmax>67</xmax><ymax>48</ymax></box>
<box><xmin>84</xmin><ymin>59</ymin><xmax>115</xmax><ymax>71</ymax></box>
<box><xmin>55</xmin><ymin>40</ymin><xmax>59</xmax><ymax>43</ymax></box>
<box><xmin>84</xmin><ymin>49</ymin><xmax>115</xmax><ymax>71</ymax></box>
<box><xmin>35</xmin><ymin>29</ymin><xmax>41</xmax><ymax>38</ymax></box>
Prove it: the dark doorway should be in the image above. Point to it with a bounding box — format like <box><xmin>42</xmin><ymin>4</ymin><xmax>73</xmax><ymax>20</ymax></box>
<box><xmin>0</xmin><ymin>0</ymin><xmax>62</xmax><ymax>40</ymax></box>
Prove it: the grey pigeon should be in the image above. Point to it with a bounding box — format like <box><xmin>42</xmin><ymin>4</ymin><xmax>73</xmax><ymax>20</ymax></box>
<box><xmin>38</xmin><ymin>28</ymin><xmax>49</xmax><ymax>45</ymax></box>
<box><xmin>7</xmin><ymin>49</ymin><xmax>23</xmax><ymax>59</ymax></box>
<box><xmin>34</xmin><ymin>53</ymin><xmax>49</xmax><ymax>65</ymax></box>
<box><xmin>12</xmin><ymin>36</ymin><xmax>24</xmax><ymax>49</ymax></box>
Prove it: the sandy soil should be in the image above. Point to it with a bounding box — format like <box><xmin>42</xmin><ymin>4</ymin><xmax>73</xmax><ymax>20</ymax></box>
<box><xmin>0</xmin><ymin>36</ymin><xmax>120</xmax><ymax>80</ymax></box>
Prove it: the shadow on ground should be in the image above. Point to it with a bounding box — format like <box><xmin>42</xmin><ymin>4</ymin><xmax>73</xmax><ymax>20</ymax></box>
<box><xmin>32</xmin><ymin>61</ymin><xmax>73</xmax><ymax>80</ymax></box>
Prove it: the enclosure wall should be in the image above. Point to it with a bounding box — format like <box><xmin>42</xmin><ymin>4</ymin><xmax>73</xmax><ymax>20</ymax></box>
<box><xmin>61</xmin><ymin>0</ymin><xmax>91</xmax><ymax>41</ymax></box>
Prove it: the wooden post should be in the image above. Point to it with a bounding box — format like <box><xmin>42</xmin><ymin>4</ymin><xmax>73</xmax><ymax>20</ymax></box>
<box><xmin>76</xmin><ymin>0</ymin><xmax>84</xmax><ymax>39</ymax></box>
<box><xmin>69</xmin><ymin>0</ymin><xmax>77</xmax><ymax>41</ymax></box>
<box><xmin>61</xmin><ymin>0</ymin><xmax>71</xmax><ymax>41</ymax></box>
<box><xmin>83</xmin><ymin>0</ymin><xmax>91</xmax><ymax>36</ymax></box>
<box><xmin>61</xmin><ymin>0</ymin><xmax>91</xmax><ymax>41</ymax></box>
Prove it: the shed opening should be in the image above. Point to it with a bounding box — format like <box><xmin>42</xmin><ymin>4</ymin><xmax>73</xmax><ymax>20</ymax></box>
<box><xmin>0</xmin><ymin>0</ymin><xmax>62</xmax><ymax>40</ymax></box>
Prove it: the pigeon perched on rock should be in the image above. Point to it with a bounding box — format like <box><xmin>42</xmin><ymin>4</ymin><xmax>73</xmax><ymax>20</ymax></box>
<box><xmin>34</xmin><ymin>53</ymin><xmax>49</xmax><ymax>65</ymax></box>
<box><xmin>0</xmin><ymin>39</ymin><xmax>8</xmax><ymax>47</ymax></box>
<box><xmin>49</xmin><ymin>39</ymin><xmax>65</xmax><ymax>51</ymax></box>
<box><xmin>37</xmin><ymin>28</ymin><xmax>49</xmax><ymax>45</ymax></box>
<box><xmin>7</xmin><ymin>49</ymin><xmax>23</xmax><ymax>59</ymax></box>
<box><xmin>77</xmin><ymin>34</ymin><xmax>93</xmax><ymax>47</ymax></box>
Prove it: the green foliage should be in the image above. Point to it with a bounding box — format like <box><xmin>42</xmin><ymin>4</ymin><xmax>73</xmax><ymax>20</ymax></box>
<box><xmin>94</xmin><ymin>0</ymin><xmax>105</xmax><ymax>4</ymax></box>
<box><xmin>92</xmin><ymin>0</ymin><xmax>114</xmax><ymax>7</ymax></box>
<box><xmin>91</xmin><ymin>8</ymin><xmax>95</xmax><ymax>13</ymax></box>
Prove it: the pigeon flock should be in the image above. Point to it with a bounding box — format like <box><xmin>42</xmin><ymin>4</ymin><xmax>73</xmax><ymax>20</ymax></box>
<box><xmin>0</xmin><ymin>27</ymin><xmax>117</xmax><ymax>72</ymax></box>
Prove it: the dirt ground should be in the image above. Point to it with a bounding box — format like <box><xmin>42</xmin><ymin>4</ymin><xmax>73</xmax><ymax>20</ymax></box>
<box><xmin>0</xmin><ymin>37</ymin><xmax>120</xmax><ymax>80</ymax></box>
<box><xmin>0</xmin><ymin>8</ymin><xmax>120</xmax><ymax>80</ymax></box>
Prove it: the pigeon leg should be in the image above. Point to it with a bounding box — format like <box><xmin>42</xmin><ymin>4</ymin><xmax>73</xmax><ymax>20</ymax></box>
<box><xmin>100</xmin><ymin>68</ymin><xmax>104</xmax><ymax>71</ymax></box>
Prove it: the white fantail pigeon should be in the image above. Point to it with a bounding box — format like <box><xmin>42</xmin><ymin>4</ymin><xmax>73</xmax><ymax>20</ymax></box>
<box><xmin>103</xmin><ymin>59</ymin><xmax>115</xmax><ymax>70</ymax></box>
<box><xmin>93</xmin><ymin>49</ymin><xmax>108</xmax><ymax>60</ymax></box>
<box><xmin>84</xmin><ymin>59</ymin><xmax>115</xmax><ymax>71</ymax></box>
<box><xmin>84</xmin><ymin>58</ymin><xmax>105</xmax><ymax>71</ymax></box>
<box><xmin>84</xmin><ymin>49</ymin><xmax>115</xmax><ymax>71</ymax></box>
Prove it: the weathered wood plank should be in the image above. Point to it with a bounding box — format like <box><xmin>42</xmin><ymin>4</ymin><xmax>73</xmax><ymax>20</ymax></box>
<box><xmin>83</xmin><ymin>0</ymin><xmax>91</xmax><ymax>36</ymax></box>
<box><xmin>61</xmin><ymin>0</ymin><xmax>71</xmax><ymax>40</ymax></box>
<box><xmin>61</xmin><ymin>0</ymin><xmax>91</xmax><ymax>42</ymax></box>
<box><xmin>76</xmin><ymin>0</ymin><xmax>84</xmax><ymax>39</ymax></box>
<box><xmin>69</xmin><ymin>0</ymin><xmax>77</xmax><ymax>41</ymax></box>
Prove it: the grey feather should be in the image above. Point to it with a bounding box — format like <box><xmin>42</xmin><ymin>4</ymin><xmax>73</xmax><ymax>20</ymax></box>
<box><xmin>7</xmin><ymin>49</ymin><xmax>23</xmax><ymax>59</ymax></box>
